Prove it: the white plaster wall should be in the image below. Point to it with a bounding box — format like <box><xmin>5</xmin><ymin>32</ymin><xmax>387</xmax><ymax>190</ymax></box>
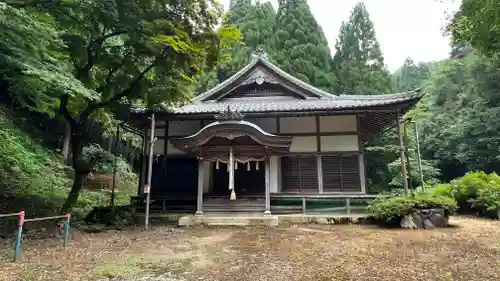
<box><xmin>168</xmin><ymin>120</ymin><xmax>201</xmax><ymax>136</ymax></box>
<box><xmin>290</xmin><ymin>136</ymin><xmax>317</xmax><ymax>152</ymax></box>
<box><xmin>246</xmin><ymin>118</ymin><xmax>277</xmax><ymax>134</ymax></box>
<box><xmin>319</xmin><ymin>115</ymin><xmax>357</xmax><ymax>132</ymax></box>
<box><xmin>203</xmin><ymin>161</ymin><xmax>211</xmax><ymax>193</ymax></box>
<box><xmin>320</xmin><ymin>135</ymin><xmax>359</xmax><ymax>152</ymax></box>
<box><xmin>153</xmin><ymin>139</ymin><xmax>165</xmax><ymax>154</ymax></box>
<box><xmin>154</xmin><ymin>128</ymin><xmax>165</xmax><ymax>136</ymax></box>
<box><xmin>280</xmin><ymin>117</ymin><xmax>316</xmax><ymax>133</ymax></box>
<box><xmin>270</xmin><ymin>156</ymin><xmax>279</xmax><ymax>193</ymax></box>
<box><xmin>166</xmin><ymin>140</ymin><xmax>186</xmax><ymax>155</ymax></box>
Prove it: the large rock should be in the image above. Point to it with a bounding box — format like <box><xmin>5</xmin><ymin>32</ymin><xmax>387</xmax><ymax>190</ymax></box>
<box><xmin>400</xmin><ymin>208</ymin><xmax>448</xmax><ymax>229</ymax></box>
<box><xmin>428</xmin><ymin>209</ymin><xmax>448</xmax><ymax>228</ymax></box>
<box><xmin>400</xmin><ymin>214</ymin><xmax>417</xmax><ymax>229</ymax></box>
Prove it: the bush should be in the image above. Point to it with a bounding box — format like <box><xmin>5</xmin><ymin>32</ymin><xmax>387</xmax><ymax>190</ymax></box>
<box><xmin>450</xmin><ymin>171</ymin><xmax>495</xmax><ymax>208</ymax></box>
<box><xmin>368</xmin><ymin>190</ymin><xmax>457</xmax><ymax>221</ymax></box>
<box><xmin>474</xmin><ymin>184</ymin><xmax>500</xmax><ymax>214</ymax></box>
<box><xmin>447</xmin><ymin>171</ymin><xmax>500</xmax><ymax>214</ymax></box>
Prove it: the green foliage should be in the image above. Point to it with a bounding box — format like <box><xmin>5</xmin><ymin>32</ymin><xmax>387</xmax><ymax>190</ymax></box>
<box><xmin>1</xmin><ymin>0</ymin><xmax>241</xmax><ymax>213</ymax></box>
<box><xmin>448</xmin><ymin>171</ymin><xmax>500</xmax><ymax>214</ymax></box>
<box><xmin>271</xmin><ymin>0</ymin><xmax>335</xmax><ymax>92</ymax></box>
<box><xmin>83</xmin><ymin>144</ymin><xmax>136</xmax><ymax>180</ymax></box>
<box><xmin>392</xmin><ymin>58</ymin><xmax>433</xmax><ymax>92</ymax></box>
<box><xmin>412</xmin><ymin>53</ymin><xmax>500</xmax><ymax>174</ymax></box>
<box><xmin>0</xmin><ymin>105</ymin><xmax>136</xmax><ymax>220</ymax></box>
<box><xmin>0</xmin><ymin>3</ymin><xmax>95</xmax><ymax>113</ymax></box>
<box><xmin>368</xmin><ymin>190</ymin><xmax>457</xmax><ymax>221</ymax></box>
<box><xmin>215</xmin><ymin>0</ymin><xmax>276</xmax><ymax>82</ymax></box>
<box><xmin>448</xmin><ymin>0</ymin><xmax>500</xmax><ymax>65</ymax></box>
<box><xmin>332</xmin><ymin>2</ymin><xmax>392</xmax><ymax>95</ymax></box>
<box><xmin>428</xmin><ymin>183</ymin><xmax>454</xmax><ymax>198</ymax></box>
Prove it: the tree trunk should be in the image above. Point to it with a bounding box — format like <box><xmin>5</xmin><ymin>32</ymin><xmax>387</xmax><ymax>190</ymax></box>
<box><xmin>61</xmin><ymin>120</ymin><xmax>71</xmax><ymax>161</ymax></box>
<box><xmin>60</xmin><ymin>121</ymin><xmax>88</xmax><ymax>214</ymax></box>
<box><xmin>60</xmin><ymin>172</ymin><xmax>87</xmax><ymax>214</ymax></box>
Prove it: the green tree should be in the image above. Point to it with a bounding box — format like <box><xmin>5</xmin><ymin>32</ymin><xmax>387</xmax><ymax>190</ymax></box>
<box><xmin>412</xmin><ymin>52</ymin><xmax>500</xmax><ymax>180</ymax></box>
<box><xmin>392</xmin><ymin>58</ymin><xmax>433</xmax><ymax>92</ymax></box>
<box><xmin>6</xmin><ymin>0</ymin><xmax>239</xmax><ymax>213</ymax></box>
<box><xmin>216</xmin><ymin>0</ymin><xmax>276</xmax><ymax>82</ymax></box>
<box><xmin>0</xmin><ymin>3</ymin><xmax>91</xmax><ymax>113</ymax></box>
<box><xmin>333</xmin><ymin>2</ymin><xmax>392</xmax><ymax>95</ymax></box>
<box><xmin>448</xmin><ymin>0</ymin><xmax>500</xmax><ymax>65</ymax></box>
<box><xmin>271</xmin><ymin>0</ymin><xmax>335</xmax><ymax>92</ymax></box>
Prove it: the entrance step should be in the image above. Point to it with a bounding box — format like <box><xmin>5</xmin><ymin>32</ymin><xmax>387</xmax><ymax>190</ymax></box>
<box><xmin>204</xmin><ymin>198</ymin><xmax>266</xmax><ymax>213</ymax></box>
<box><xmin>178</xmin><ymin>215</ymin><xmax>279</xmax><ymax>227</ymax></box>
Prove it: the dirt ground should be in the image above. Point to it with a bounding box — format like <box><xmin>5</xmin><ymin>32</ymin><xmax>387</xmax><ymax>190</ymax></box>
<box><xmin>1</xmin><ymin>216</ymin><xmax>500</xmax><ymax>281</ymax></box>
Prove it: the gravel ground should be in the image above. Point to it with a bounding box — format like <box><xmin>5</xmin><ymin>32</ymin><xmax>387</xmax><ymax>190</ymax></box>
<box><xmin>1</xmin><ymin>216</ymin><xmax>500</xmax><ymax>281</ymax></box>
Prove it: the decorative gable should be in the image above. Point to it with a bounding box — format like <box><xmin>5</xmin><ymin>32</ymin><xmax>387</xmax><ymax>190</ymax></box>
<box><xmin>204</xmin><ymin>64</ymin><xmax>321</xmax><ymax>103</ymax></box>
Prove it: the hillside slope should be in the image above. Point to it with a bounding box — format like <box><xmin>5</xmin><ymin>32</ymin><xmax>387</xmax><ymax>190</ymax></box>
<box><xmin>0</xmin><ymin>106</ymin><xmax>134</xmax><ymax>226</ymax></box>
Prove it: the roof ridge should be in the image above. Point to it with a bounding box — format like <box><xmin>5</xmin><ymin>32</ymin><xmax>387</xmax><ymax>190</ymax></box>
<box><xmin>194</xmin><ymin>57</ymin><xmax>260</xmax><ymax>102</ymax></box>
<box><xmin>336</xmin><ymin>89</ymin><xmax>423</xmax><ymax>100</ymax></box>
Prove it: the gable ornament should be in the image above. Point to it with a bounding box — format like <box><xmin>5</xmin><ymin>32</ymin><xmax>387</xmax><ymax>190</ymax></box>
<box><xmin>214</xmin><ymin>105</ymin><xmax>245</xmax><ymax>121</ymax></box>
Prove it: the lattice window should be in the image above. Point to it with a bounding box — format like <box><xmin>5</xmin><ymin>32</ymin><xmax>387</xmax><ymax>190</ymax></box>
<box><xmin>322</xmin><ymin>155</ymin><xmax>361</xmax><ymax>192</ymax></box>
<box><xmin>281</xmin><ymin>156</ymin><xmax>318</xmax><ymax>192</ymax></box>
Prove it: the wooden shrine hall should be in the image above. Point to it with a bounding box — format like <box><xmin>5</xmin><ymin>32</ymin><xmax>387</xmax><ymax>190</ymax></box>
<box><xmin>129</xmin><ymin>47</ymin><xmax>424</xmax><ymax>215</ymax></box>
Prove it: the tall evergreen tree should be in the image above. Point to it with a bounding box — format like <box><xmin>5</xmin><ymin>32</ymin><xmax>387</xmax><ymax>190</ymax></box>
<box><xmin>271</xmin><ymin>0</ymin><xmax>335</xmax><ymax>92</ymax></box>
<box><xmin>217</xmin><ymin>0</ymin><xmax>277</xmax><ymax>81</ymax></box>
<box><xmin>392</xmin><ymin>58</ymin><xmax>432</xmax><ymax>92</ymax></box>
<box><xmin>333</xmin><ymin>2</ymin><xmax>392</xmax><ymax>95</ymax></box>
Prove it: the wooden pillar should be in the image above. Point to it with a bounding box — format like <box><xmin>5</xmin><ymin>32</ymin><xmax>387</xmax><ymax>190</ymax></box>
<box><xmin>196</xmin><ymin>158</ymin><xmax>204</xmax><ymax>215</ymax></box>
<box><xmin>137</xmin><ymin>130</ymin><xmax>148</xmax><ymax>196</ymax></box>
<box><xmin>265</xmin><ymin>156</ymin><xmax>271</xmax><ymax>215</ymax></box>
<box><xmin>397</xmin><ymin>112</ymin><xmax>409</xmax><ymax>195</ymax></box>
<box><xmin>229</xmin><ymin>146</ymin><xmax>235</xmax><ymax>194</ymax></box>
<box><xmin>317</xmin><ymin>155</ymin><xmax>323</xmax><ymax>193</ymax></box>
<box><xmin>403</xmin><ymin>120</ymin><xmax>412</xmax><ymax>190</ymax></box>
<box><xmin>358</xmin><ymin>154</ymin><xmax>366</xmax><ymax>193</ymax></box>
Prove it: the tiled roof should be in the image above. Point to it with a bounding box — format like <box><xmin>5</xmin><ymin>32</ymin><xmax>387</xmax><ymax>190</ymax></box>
<box><xmin>174</xmin><ymin>90</ymin><xmax>423</xmax><ymax>114</ymax></box>
<box><xmin>131</xmin><ymin>54</ymin><xmax>424</xmax><ymax>116</ymax></box>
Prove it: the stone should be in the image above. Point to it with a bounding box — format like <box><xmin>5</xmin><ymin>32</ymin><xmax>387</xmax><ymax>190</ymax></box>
<box><xmin>411</xmin><ymin>211</ymin><xmax>425</xmax><ymax>228</ymax></box>
<box><xmin>178</xmin><ymin>216</ymin><xmax>193</xmax><ymax>227</ymax></box>
<box><xmin>429</xmin><ymin>209</ymin><xmax>448</xmax><ymax>228</ymax></box>
<box><xmin>315</xmin><ymin>217</ymin><xmax>333</xmax><ymax>225</ymax></box>
<box><xmin>400</xmin><ymin>215</ymin><xmax>417</xmax><ymax>229</ymax></box>
<box><xmin>423</xmin><ymin>219</ymin><xmax>436</xmax><ymax>229</ymax></box>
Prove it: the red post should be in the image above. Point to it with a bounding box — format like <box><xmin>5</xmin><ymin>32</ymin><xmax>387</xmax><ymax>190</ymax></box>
<box><xmin>63</xmin><ymin>214</ymin><xmax>71</xmax><ymax>247</ymax></box>
<box><xmin>18</xmin><ymin>211</ymin><xmax>25</xmax><ymax>226</ymax></box>
<box><xmin>14</xmin><ymin>211</ymin><xmax>25</xmax><ymax>261</ymax></box>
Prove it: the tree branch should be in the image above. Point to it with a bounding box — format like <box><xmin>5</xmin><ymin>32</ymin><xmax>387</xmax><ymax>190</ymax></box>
<box><xmin>93</xmin><ymin>31</ymin><xmax>128</xmax><ymax>44</ymax></box>
<box><xmin>82</xmin><ymin>62</ymin><xmax>156</xmax><ymax>117</ymax></box>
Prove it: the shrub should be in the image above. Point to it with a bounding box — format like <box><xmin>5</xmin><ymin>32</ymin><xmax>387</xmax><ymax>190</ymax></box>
<box><xmin>368</xmin><ymin>191</ymin><xmax>457</xmax><ymax>221</ymax></box>
<box><xmin>450</xmin><ymin>171</ymin><xmax>492</xmax><ymax>207</ymax></box>
<box><xmin>448</xmin><ymin>171</ymin><xmax>500</xmax><ymax>214</ymax></box>
<box><xmin>427</xmin><ymin>183</ymin><xmax>454</xmax><ymax>198</ymax></box>
<box><xmin>473</xmin><ymin>184</ymin><xmax>500</xmax><ymax>214</ymax></box>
